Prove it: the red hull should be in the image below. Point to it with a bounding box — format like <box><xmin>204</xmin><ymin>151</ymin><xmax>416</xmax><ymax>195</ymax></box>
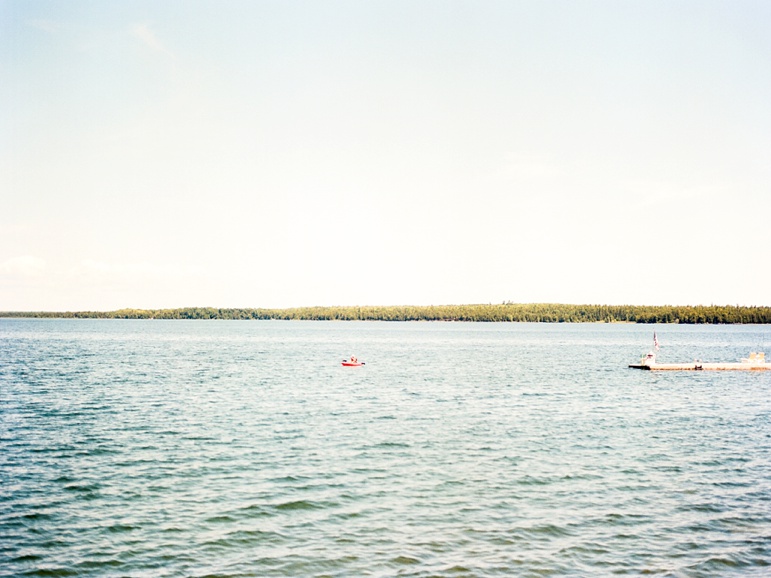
<box><xmin>342</xmin><ymin>362</ymin><xmax>364</xmax><ymax>366</ymax></box>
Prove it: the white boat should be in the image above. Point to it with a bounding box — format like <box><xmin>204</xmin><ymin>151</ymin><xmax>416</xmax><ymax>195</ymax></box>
<box><xmin>741</xmin><ymin>352</ymin><xmax>766</xmax><ymax>365</ymax></box>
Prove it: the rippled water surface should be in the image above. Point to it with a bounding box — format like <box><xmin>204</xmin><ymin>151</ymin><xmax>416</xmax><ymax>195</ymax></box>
<box><xmin>2</xmin><ymin>319</ymin><xmax>771</xmax><ymax>577</ymax></box>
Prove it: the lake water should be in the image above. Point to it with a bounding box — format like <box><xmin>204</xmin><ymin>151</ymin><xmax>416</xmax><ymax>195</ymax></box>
<box><xmin>1</xmin><ymin>319</ymin><xmax>770</xmax><ymax>577</ymax></box>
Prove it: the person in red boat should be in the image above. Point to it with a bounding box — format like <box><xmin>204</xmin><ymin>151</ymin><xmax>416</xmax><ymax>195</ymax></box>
<box><xmin>350</xmin><ymin>355</ymin><xmax>357</xmax><ymax>363</ymax></box>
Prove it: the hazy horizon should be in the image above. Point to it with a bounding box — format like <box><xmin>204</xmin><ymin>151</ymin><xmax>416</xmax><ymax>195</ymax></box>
<box><xmin>3</xmin><ymin>301</ymin><xmax>770</xmax><ymax>315</ymax></box>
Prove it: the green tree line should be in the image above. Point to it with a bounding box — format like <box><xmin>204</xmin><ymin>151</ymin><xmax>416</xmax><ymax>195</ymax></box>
<box><xmin>2</xmin><ymin>303</ymin><xmax>771</xmax><ymax>323</ymax></box>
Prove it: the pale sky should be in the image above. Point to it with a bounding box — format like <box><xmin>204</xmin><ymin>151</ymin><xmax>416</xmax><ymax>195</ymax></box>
<box><xmin>2</xmin><ymin>1</ymin><xmax>770</xmax><ymax>311</ymax></box>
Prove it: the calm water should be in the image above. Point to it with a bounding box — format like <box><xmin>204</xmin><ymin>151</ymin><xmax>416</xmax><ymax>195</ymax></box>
<box><xmin>1</xmin><ymin>319</ymin><xmax>770</xmax><ymax>577</ymax></box>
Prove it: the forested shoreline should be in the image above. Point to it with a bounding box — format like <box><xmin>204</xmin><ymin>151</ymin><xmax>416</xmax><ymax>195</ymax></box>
<box><xmin>2</xmin><ymin>304</ymin><xmax>771</xmax><ymax>323</ymax></box>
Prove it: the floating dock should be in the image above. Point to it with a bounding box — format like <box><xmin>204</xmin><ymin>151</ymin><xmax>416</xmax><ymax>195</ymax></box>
<box><xmin>630</xmin><ymin>351</ymin><xmax>770</xmax><ymax>371</ymax></box>
<box><xmin>629</xmin><ymin>361</ymin><xmax>771</xmax><ymax>371</ymax></box>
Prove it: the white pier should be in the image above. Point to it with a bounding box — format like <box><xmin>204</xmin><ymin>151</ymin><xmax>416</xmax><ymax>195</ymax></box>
<box><xmin>629</xmin><ymin>352</ymin><xmax>770</xmax><ymax>371</ymax></box>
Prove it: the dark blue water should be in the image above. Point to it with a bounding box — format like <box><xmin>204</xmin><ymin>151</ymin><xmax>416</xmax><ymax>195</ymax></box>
<box><xmin>1</xmin><ymin>319</ymin><xmax>770</xmax><ymax>576</ymax></box>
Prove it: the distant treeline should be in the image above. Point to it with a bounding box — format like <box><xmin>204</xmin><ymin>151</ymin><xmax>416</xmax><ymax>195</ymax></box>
<box><xmin>2</xmin><ymin>304</ymin><xmax>771</xmax><ymax>323</ymax></box>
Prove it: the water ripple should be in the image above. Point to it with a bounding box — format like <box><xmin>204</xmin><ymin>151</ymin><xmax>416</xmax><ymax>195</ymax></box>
<box><xmin>2</xmin><ymin>319</ymin><xmax>771</xmax><ymax>576</ymax></box>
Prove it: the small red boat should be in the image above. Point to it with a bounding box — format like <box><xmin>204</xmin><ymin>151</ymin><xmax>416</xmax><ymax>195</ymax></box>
<box><xmin>342</xmin><ymin>358</ymin><xmax>365</xmax><ymax>366</ymax></box>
